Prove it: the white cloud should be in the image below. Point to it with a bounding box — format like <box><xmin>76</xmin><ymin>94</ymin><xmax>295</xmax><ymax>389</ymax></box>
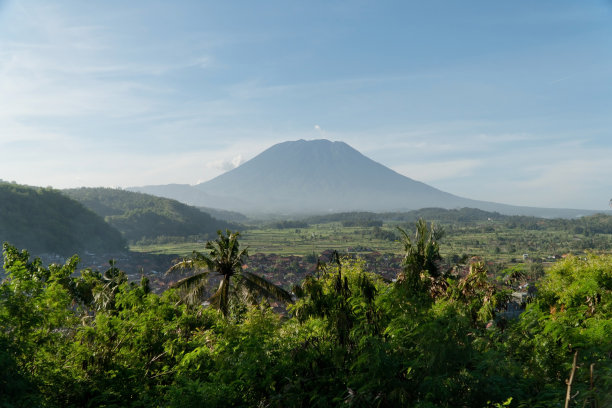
<box><xmin>207</xmin><ymin>155</ymin><xmax>245</xmax><ymax>172</ymax></box>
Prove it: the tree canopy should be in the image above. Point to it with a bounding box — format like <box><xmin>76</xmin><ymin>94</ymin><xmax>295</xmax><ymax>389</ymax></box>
<box><xmin>1</xmin><ymin>223</ymin><xmax>612</xmax><ymax>407</ymax></box>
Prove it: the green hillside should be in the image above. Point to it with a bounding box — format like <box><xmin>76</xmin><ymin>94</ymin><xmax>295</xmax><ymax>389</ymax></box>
<box><xmin>0</xmin><ymin>183</ymin><xmax>126</xmax><ymax>255</ymax></box>
<box><xmin>197</xmin><ymin>206</ymin><xmax>249</xmax><ymax>223</ymax></box>
<box><xmin>63</xmin><ymin>188</ymin><xmax>238</xmax><ymax>243</ymax></box>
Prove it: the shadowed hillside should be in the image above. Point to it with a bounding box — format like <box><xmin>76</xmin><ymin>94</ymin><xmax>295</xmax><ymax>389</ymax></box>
<box><xmin>0</xmin><ymin>183</ymin><xmax>126</xmax><ymax>256</ymax></box>
<box><xmin>63</xmin><ymin>188</ymin><xmax>239</xmax><ymax>243</ymax></box>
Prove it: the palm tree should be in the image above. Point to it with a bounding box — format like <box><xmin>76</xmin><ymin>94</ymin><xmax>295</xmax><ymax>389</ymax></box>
<box><xmin>397</xmin><ymin>219</ymin><xmax>445</xmax><ymax>296</ymax></box>
<box><xmin>167</xmin><ymin>230</ymin><xmax>292</xmax><ymax>317</ymax></box>
<box><xmin>92</xmin><ymin>259</ymin><xmax>128</xmax><ymax>312</ymax></box>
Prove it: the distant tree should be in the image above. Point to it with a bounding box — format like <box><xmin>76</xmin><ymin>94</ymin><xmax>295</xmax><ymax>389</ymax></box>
<box><xmin>268</xmin><ymin>220</ymin><xmax>308</xmax><ymax>229</ymax></box>
<box><xmin>168</xmin><ymin>230</ymin><xmax>292</xmax><ymax>317</ymax></box>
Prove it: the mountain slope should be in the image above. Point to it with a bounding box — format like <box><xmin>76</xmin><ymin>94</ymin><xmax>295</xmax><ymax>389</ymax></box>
<box><xmin>133</xmin><ymin>139</ymin><xmax>602</xmax><ymax>218</ymax></box>
<box><xmin>0</xmin><ymin>183</ymin><xmax>126</xmax><ymax>255</ymax></box>
<box><xmin>63</xmin><ymin>188</ymin><xmax>239</xmax><ymax>242</ymax></box>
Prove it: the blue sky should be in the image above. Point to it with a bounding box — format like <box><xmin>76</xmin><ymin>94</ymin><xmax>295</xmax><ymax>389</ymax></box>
<box><xmin>1</xmin><ymin>0</ymin><xmax>611</xmax><ymax>210</ymax></box>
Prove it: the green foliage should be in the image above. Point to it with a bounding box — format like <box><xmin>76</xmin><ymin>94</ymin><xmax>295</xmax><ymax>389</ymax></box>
<box><xmin>0</xmin><ymin>183</ymin><xmax>125</xmax><ymax>255</ymax></box>
<box><xmin>449</xmin><ymin>261</ymin><xmax>510</xmax><ymax>326</ymax></box>
<box><xmin>0</xmin><ymin>243</ymin><xmax>220</xmax><ymax>407</ymax></box>
<box><xmin>3</xmin><ymin>235</ymin><xmax>612</xmax><ymax>407</ymax></box>
<box><xmin>506</xmin><ymin>254</ymin><xmax>612</xmax><ymax>407</ymax></box>
<box><xmin>291</xmin><ymin>255</ymin><xmax>386</xmax><ymax>344</ymax></box>
<box><xmin>0</xmin><ymin>243</ymin><xmax>78</xmax><ymax>406</ymax></box>
<box><xmin>396</xmin><ymin>219</ymin><xmax>444</xmax><ymax>298</ymax></box>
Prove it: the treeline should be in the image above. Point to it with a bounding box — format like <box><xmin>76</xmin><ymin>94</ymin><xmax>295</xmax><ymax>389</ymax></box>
<box><xmin>503</xmin><ymin>213</ymin><xmax>612</xmax><ymax>234</ymax></box>
<box><xmin>301</xmin><ymin>208</ymin><xmax>504</xmax><ymax>227</ymax></box>
<box><xmin>380</xmin><ymin>207</ymin><xmax>507</xmax><ymax>223</ymax></box>
<box><xmin>0</xmin><ymin>183</ymin><xmax>126</xmax><ymax>255</ymax></box>
<box><xmin>303</xmin><ymin>211</ymin><xmax>383</xmax><ymax>227</ymax></box>
<box><xmin>300</xmin><ymin>208</ymin><xmax>612</xmax><ymax>235</ymax></box>
<box><xmin>64</xmin><ymin>188</ymin><xmax>240</xmax><ymax>242</ymax></box>
<box><xmin>266</xmin><ymin>220</ymin><xmax>310</xmax><ymax>229</ymax></box>
<box><xmin>2</xmin><ymin>224</ymin><xmax>611</xmax><ymax>407</ymax></box>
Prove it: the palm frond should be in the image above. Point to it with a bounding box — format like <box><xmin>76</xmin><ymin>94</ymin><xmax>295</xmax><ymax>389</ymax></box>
<box><xmin>169</xmin><ymin>271</ymin><xmax>210</xmax><ymax>306</ymax></box>
<box><xmin>169</xmin><ymin>271</ymin><xmax>210</xmax><ymax>289</ymax></box>
<box><xmin>234</xmin><ymin>279</ymin><xmax>257</xmax><ymax>306</ymax></box>
<box><xmin>209</xmin><ymin>277</ymin><xmax>230</xmax><ymax>316</ymax></box>
<box><xmin>166</xmin><ymin>251</ymin><xmax>213</xmax><ymax>274</ymax></box>
<box><xmin>239</xmin><ymin>271</ymin><xmax>293</xmax><ymax>304</ymax></box>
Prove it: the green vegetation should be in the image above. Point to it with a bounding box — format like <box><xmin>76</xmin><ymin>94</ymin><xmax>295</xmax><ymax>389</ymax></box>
<box><xmin>0</xmin><ymin>183</ymin><xmax>126</xmax><ymax>256</ymax></box>
<box><xmin>2</xmin><ymin>220</ymin><xmax>612</xmax><ymax>407</ymax></box>
<box><xmin>64</xmin><ymin>187</ymin><xmax>239</xmax><ymax>243</ymax></box>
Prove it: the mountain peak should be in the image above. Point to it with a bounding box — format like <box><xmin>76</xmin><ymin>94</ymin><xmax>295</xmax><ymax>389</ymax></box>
<box><xmin>264</xmin><ymin>139</ymin><xmax>353</xmax><ymax>154</ymax></box>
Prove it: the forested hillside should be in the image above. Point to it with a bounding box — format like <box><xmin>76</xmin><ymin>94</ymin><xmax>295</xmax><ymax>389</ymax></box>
<box><xmin>0</xmin><ymin>183</ymin><xmax>126</xmax><ymax>255</ymax></box>
<box><xmin>63</xmin><ymin>188</ymin><xmax>239</xmax><ymax>243</ymax></box>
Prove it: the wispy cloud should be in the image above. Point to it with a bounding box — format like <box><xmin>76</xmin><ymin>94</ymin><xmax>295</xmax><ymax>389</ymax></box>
<box><xmin>0</xmin><ymin>2</ymin><xmax>215</xmax><ymax>122</ymax></box>
<box><xmin>391</xmin><ymin>159</ymin><xmax>484</xmax><ymax>183</ymax></box>
<box><xmin>429</xmin><ymin>142</ymin><xmax>612</xmax><ymax>209</ymax></box>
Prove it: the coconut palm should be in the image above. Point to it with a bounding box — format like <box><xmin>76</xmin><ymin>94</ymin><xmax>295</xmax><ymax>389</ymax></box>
<box><xmin>397</xmin><ymin>219</ymin><xmax>445</xmax><ymax>297</ymax></box>
<box><xmin>92</xmin><ymin>259</ymin><xmax>128</xmax><ymax>312</ymax></box>
<box><xmin>167</xmin><ymin>230</ymin><xmax>292</xmax><ymax>317</ymax></box>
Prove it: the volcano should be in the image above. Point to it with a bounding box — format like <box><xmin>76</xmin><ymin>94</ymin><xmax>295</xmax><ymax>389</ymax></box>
<box><xmin>131</xmin><ymin>139</ymin><xmax>594</xmax><ymax>218</ymax></box>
